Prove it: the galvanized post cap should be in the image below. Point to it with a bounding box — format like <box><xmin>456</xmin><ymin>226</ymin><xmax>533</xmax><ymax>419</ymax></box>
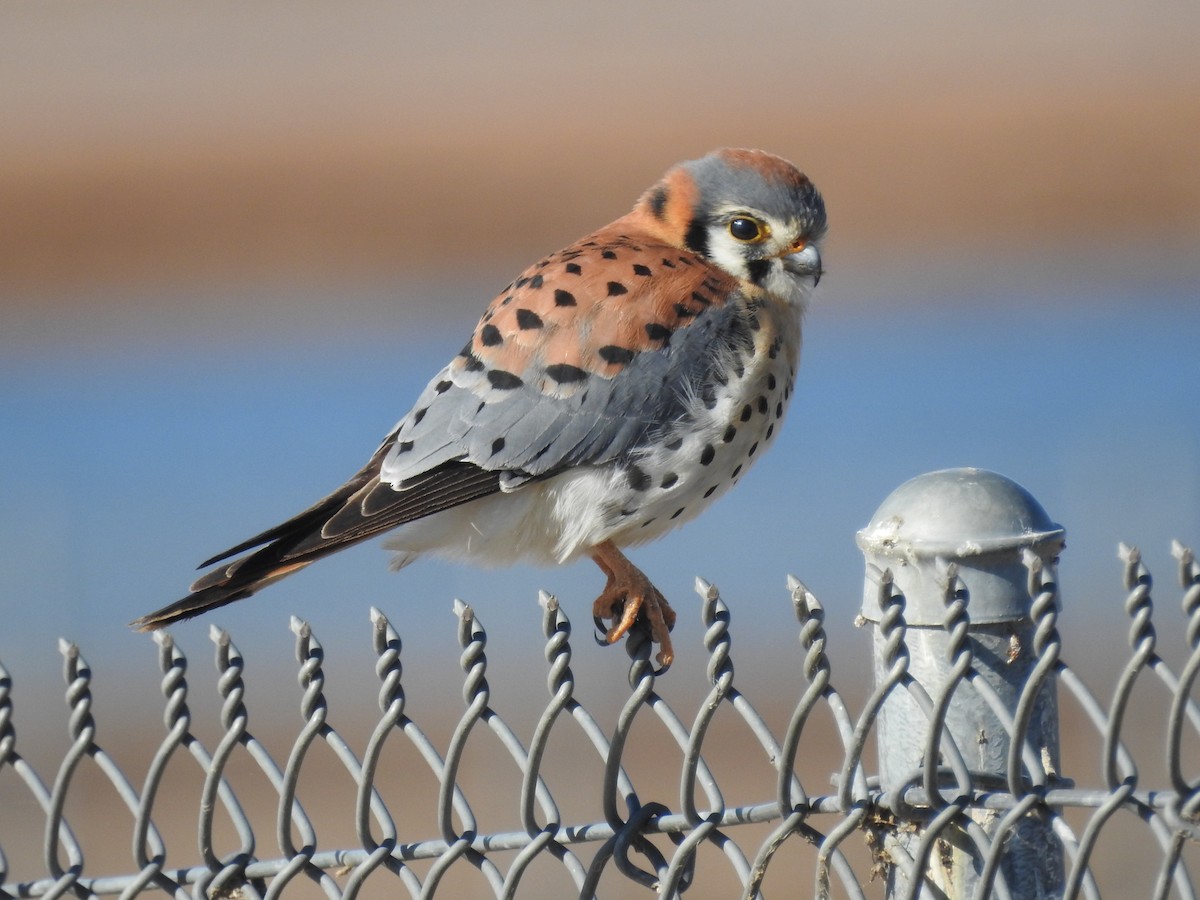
<box><xmin>857</xmin><ymin>468</ymin><xmax>1065</xmax><ymax>624</ymax></box>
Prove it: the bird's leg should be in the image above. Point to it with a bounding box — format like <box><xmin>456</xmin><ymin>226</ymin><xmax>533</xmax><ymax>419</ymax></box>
<box><xmin>589</xmin><ymin>540</ymin><xmax>677</xmax><ymax>669</ymax></box>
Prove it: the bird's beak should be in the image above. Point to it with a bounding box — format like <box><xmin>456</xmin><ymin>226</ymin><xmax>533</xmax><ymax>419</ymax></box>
<box><xmin>780</xmin><ymin>241</ymin><xmax>823</xmax><ymax>286</ymax></box>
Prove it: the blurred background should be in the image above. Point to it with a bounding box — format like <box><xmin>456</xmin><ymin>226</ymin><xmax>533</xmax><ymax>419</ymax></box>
<box><xmin>2</xmin><ymin>2</ymin><xmax>1199</xmax><ymax>895</ymax></box>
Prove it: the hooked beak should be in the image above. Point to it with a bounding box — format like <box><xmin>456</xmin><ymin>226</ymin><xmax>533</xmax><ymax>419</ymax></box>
<box><xmin>780</xmin><ymin>242</ymin><xmax>823</xmax><ymax>286</ymax></box>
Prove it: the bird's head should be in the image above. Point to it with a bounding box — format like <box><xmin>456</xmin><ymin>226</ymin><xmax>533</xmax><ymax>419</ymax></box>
<box><xmin>636</xmin><ymin>148</ymin><xmax>826</xmax><ymax>303</ymax></box>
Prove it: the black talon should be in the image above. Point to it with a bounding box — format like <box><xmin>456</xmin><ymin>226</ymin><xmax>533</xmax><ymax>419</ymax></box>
<box><xmin>593</xmin><ymin>615</ymin><xmax>610</xmax><ymax>645</ymax></box>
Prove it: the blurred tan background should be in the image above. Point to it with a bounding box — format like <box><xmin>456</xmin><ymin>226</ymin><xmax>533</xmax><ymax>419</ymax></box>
<box><xmin>3</xmin><ymin>3</ymin><xmax>1200</xmax><ymax>897</ymax></box>
<box><xmin>4</xmin><ymin>1</ymin><xmax>1197</xmax><ymax>323</ymax></box>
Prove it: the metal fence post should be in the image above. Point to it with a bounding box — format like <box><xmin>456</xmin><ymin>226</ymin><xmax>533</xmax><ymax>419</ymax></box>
<box><xmin>856</xmin><ymin>468</ymin><xmax>1067</xmax><ymax>898</ymax></box>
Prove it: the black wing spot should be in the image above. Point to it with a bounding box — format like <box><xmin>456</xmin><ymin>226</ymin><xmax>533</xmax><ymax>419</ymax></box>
<box><xmin>491</xmin><ymin>436</ymin><xmax>506</xmax><ymax>455</ymax></box>
<box><xmin>740</xmin><ymin>404</ymin><xmax>752</xmax><ymax>422</ymax></box>
<box><xmin>633</xmin><ymin>263</ymin><xmax>652</xmax><ymax>277</ymax></box>
<box><xmin>767</xmin><ymin>374</ymin><xmax>777</xmax><ymax>390</ymax></box>
<box><xmin>700</xmin><ymin>444</ymin><xmax>715</xmax><ymax>466</ymax></box>
<box><xmin>554</xmin><ymin>289</ymin><xmax>577</xmax><ymax>307</ymax></box>
<box><xmin>413</xmin><ymin>407</ymin><xmax>428</xmax><ymax>425</ymax></box>
<box><xmin>487</xmin><ymin>369</ymin><xmax>524</xmax><ymax>390</ymax></box>
<box><xmin>607</xmin><ymin>281</ymin><xmax>628</xmax><ymax>297</ymax></box>
<box><xmin>598</xmin><ymin>345</ymin><xmax>636</xmax><ymax>365</ymax></box>
<box><xmin>480</xmin><ymin>324</ymin><xmax>503</xmax><ymax>346</ymax></box>
<box><xmin>757</xmin><ymin>395</ymin><xmax>769</xmax><ymax>414</ymax></box>
<box><xmin>565</xmin><ymin>262</ymin><xmax>582</xmax><ymax>275</ymax></box>
<box><xmin>545</xmin><ymin>363</ymin><xmax>588</xmax><ymax>384</ymax></box>
<box><xmin>462</xmin><ymin>350</ymin><xmax>485</xmax><ymax>373</ymax></box>
<box><xmin>661</xmin><ymin>258</ymin><xmax>676</xmax><ymax>268</ymax></box>
<box><xmin>766</xmin><ymin>423</ymin><xmax>775</xmax><ymax>440</ymax></box>
<box><xmin>748</xmin><ymin>442</ymin><xmax>759</xmax><ymax>457</ymax></box>
<box><xmin>602</xmin><ymin>249</ymin><xmax>617</xmax><ymax>260</ymax></box>
<box><xmin>722</xmin><ymin>425</ymin><xmax>736</xmax><ymax>443</ymax></box>
<box><xmin>670</xmin><ymin>507</ymin><xmax>686</xmax><ymax>520</ymax></box>
<box><xmin>528</xmin><ymin>274</ymin><xmax>544</xmax><ymax>289</ymax></box>
<box><xmin>644</xmin><ymin>323</ymin><xmax>672</xmax><ymax>342</ymax></box>
<box><xmin>703</xmin><ymin>485</ymin><xmax>718</xmax><ymax>498</ymax></box>
<box><xmin>435</xmin><ymin>379</ymin><xmax>453</xmax><ymax>394</ymax></box>
<box><xmin>776</xmin><ymin>401</ymin><xmax>784</xmax><ymax>418</ymax></box>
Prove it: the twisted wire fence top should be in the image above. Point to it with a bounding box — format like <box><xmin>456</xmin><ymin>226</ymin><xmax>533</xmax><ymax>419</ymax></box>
<box><xmin>2</xmin><ymin>542</ymin><xmax>1200</xmax><ymax>899</ymax></box>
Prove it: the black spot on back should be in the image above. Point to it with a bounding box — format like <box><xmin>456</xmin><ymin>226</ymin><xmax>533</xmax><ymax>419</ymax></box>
<box><xmin>633</xmin><ymin>263</ymin><xmax>652</xmax><ymax>277</ymax></box>
<box><xmin>528</xmin><ymin>274</ymin><xmax>544</xmax><ymax>289</ymax></box>
<box><xmin>491</xmin><ymin>436</ymin><xmax>506</xmax><ymax>455</ymax></box>
<box><xmin>722</xmin><ymin>425</ymin><xmax>736</xmax><ymax>443</ymax></box>
<box><xmin>516</xmin><ymin>308</ymin><xmax>544</xmax><ymax>330</ymax></box>
<box><xmin>607</xmin><ymin>281</ymin><xmax>628</xmax><ymax>297</ymax></box>
<box><xmin>554</xmin><ymin>289</ymin><xmax>576</xmax><ymax>307</ymax></box>
<box><xmin>435</xmin><ymin>379</ymin><xmax>452</xmax><ymax>394</ymax></box>
<box><xmin>644</xmin><ymin>323</ymin><xmax>672</xmax><ymax>342</ymax></box>
<box><xmin>480</xmin><ymin>324</ymin><xmax>503</xmax><ymax>346</ymax></box>
<box><xmin>413</xmin><ymin>407</ymin><xmax>427</xmax><ymax>425</ymax></box>
<box><xmin>565</xmin><ymin>262</ymin><xmax>582</xmax><ymax>275</ymax></box>
<box><xmin>674</xmin><ymin>303</ymin><xmax>697</xmax><ymax>318</ymax></box>
<box><xmin>700</xmin><ymin>444</ymin><xmax>715</xmax><ymax>465</ymax></box>
<box><xmin>740</xmin><ymin>404</ymin><xmax>752</xmax><ymax>422</ymax></box>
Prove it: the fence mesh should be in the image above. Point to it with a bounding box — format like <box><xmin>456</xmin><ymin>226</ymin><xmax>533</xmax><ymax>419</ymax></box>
<box><xmin>2</xmin><ymin>541</ymin><xmax>1200</xmax><ymax>898</ymax></box>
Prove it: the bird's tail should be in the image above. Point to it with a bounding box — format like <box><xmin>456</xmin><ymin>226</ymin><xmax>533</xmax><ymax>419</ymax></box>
<box><xmin>129</xmin><ymin>504</ymin><xmax>346</xmax><ymax>631</ymax></box>
<box><xmin>131</xmin><ymin>455</ymin><xmax>505</xmax><ymax>632</ymax></box>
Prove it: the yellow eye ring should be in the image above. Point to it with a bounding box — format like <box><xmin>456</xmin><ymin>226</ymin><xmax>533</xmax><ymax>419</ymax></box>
<box><xmin>728</xmin><ymin>216</ymin><xmax>768</xmax><ymax>243</ymax></box>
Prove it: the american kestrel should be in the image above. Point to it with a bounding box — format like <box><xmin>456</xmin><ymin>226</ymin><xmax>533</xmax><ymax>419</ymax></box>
<box><xmin>133</xmin><ymin>148</ymin><xmax>826</xmax><ymax>669</ymax></box>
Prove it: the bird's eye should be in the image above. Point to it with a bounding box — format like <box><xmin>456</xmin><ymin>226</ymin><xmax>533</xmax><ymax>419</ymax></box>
<box><xmin>728</xmin><ymin>217</ymin><xmax>766</xmax><ymax>242</ymax></box>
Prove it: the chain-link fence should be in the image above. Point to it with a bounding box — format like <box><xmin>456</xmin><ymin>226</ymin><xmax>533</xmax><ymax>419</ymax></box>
<box><xmin>3</xmin><ymin>469</ymin><xmax>1200</xmax><ymax>899</ymax></box>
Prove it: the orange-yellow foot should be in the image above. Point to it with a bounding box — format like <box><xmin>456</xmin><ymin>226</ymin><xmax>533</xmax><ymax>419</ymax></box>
<box><xmin>589</xmin><ymin>540</ymin><xmax>677</xmax><ymax>670</ymax></box>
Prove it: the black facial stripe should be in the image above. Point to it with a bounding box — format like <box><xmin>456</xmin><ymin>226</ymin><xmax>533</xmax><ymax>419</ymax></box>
<box><xmin>746</xmin><ymin>258</ymin><xmax>771</xmax><ymax>284</ymax></box>
<box><xmin>683</xmin><ymin>217</ymin><xmax>709</xmax><ymax>257</ymax></box>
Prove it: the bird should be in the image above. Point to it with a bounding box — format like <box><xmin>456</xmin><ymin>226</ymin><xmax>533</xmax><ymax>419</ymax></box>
<box><xmin>132</xmin><ymin>148</ymin><xmax>826</xmax><ymax>670</ymax></box>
